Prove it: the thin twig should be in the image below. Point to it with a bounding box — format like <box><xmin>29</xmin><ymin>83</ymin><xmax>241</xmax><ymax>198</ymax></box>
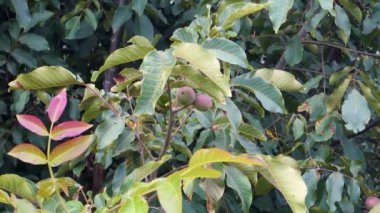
<box><xmin>83</xmin><ymin>84</ymin><xmax>120</xmax><ymax>116</ymax></box>
<box><xmin>172</xmin><ymin>109</ymin><xmax>193</xmax><ymax>136</ymax></box>
<box><xmin>158</xmin><ymin>82</ymin><xmax>175</xmax><ymax>159</ymax></box>
<box><xmin>302</xmin><ymin>40</ymin><xmax>380</xmax><ymax>58</ymax></box>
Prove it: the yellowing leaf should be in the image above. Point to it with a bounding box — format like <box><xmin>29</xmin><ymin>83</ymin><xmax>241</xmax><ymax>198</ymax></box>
<box><xmin>326</xmin><ymin>76</ymin><xmax>351</xmax><ymax>113</ymax></box>
<box><xmin>49</xmin><ymin>135</ymin><xmax>93</xmax><ymax>167</ymax></box>
<box><xmin>119</xmin><ymin>196</ymin><xmax>149</xmax><ymax>213</ymax></box>
<box><xmin>156</xmin><ymin>176</ymin><xmax>182</xmax><ymax>213</ymax></box>
<box><xmin>0</xmin><ymin>189</ymin><xmax>10</xmax><ymax>204</ymax></box>
<box><xmin>254</xmin><ymin>68</ymin><xmax>303</xmax><ymax>92</ymax></box>
<box><xmin>0</xmin><ymin>174</ymin><xmax>38</xmax><ymax>202</ymax></box>
<box><xmin>8</xmin><ymin>144</ymin><xmax>47</xmax><ymax>165</ymax></box>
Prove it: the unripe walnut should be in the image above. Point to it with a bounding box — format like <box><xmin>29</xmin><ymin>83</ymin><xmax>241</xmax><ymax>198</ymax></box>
<box><xmin>193</xmin><ymin>94</ymin><xmax>213</xmax><ymax>111</ymax></box>
<box><xmin>176</xmin><ymin>87</ymin><xmax>196</xmax><ymax>106</ymax></box>
<box><xmin>365</xmin><ymin>196</ymin><xmax>380</xmax><ymax>210</ymax></box>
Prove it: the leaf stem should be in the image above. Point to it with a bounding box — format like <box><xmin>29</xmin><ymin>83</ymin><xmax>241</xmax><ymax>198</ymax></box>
<box><xmin>47</xmin><ymin>123</ymin><xmax>54</xmax><ymax>179</ymax></box>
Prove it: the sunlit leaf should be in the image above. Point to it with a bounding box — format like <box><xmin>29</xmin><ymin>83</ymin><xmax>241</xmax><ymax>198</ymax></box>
<box><xmin>8</xmin><ymin>144</ymin><xmax>47</xmax><ymax>165</ymax></box>
<box><xmin>16</xmin><ymin>114</ymin><xmax>48</xmax><ymax>136</ymax></box>
<box><xmin>37</xmin><ymin>178</ymin><xmax>56</xmax><ymax>198</ymax></box>
<box><xmin>50</xmin><ymin>135</ymin><xmax>93</xmax><ymax>167</ymax></box>
<box><xmin>268</xmin><ymin>0</ymin><xmax>294</xmax><ymax>33</ymax></box>
<box><xmin>254</xmin><ymin>68</ymin><xmax>303</xmax><ymax>92</ymax></box>
<box><xmin>13</xmin><ymin>198</ymin><xmax>37</xmax><ymax>213</ymax></box>
<box><xmin>238</xmin><ymin>123</ymin><xmax>267</xmax><ymax>141</ymax></box>
<box><xmin>0</xmin><ymin>174</ymin><xmax>37</xmax><ymax>202</ymax></box>
<box><xmin>342</xmin><ymin>89</ymin><xmax>370</xmax><ymax>133</ymax></box>
<box><xmin>51</xmin><ymin>121</ymin><xmax>93</xmax><ymax>140</ymax></box>
<box><xmin>0</xmin><ymin>189</ymin><xmax>10</xmax><ymax>204</ymax></box>
<box><xmin>48</xmin><ymin>88</ymin><xmax>67</xmax><ymax>123</ymax></box>
<box><xmin>156</xmin><ymin>175</ymin><xmax>182</xmax><ymax>213</ymax></box>
<box><xmin>119</xmin><ymin>196</ymin><xmax>149</xmax><ymax>213</ymax></box>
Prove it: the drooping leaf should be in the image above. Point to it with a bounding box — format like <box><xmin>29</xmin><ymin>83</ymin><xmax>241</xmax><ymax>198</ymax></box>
<box><xmin>342</xmin><ymin>89</ymin><xmax>371</xmax><ymax>133</ymax></box>
<box><xmin>36</xmin><ymin>178</ymin><xmax>57</xmax><ymax>198</ymax></box>
<box><xmin>65</xmin><ymin>16</ymin><xmax>81</xmax><ymax>40</ymax></box>
<box><xmin>171</xmin><ymin>28</ymin><xmax>198</xmax><ymax>43</ymax></box>
<box><xmin>16</xmin><ymin>114</ymin><xmax>49</xmax><ymax>136</ymax></box>
<box><xmin>201</xmin><ymin>37</ymin><xmax>250</xmax><ymax>69</ymax></box>
<box><xmin>84</xmin><ymin>9</ymin><xmax>97</xmax><ymax>30</ymax></box>
<box><xmin>172</xmin><ymin>65</ymin><xmax>225</xmax><ymax>103</ymax></box>
<box><xmin>95</xmin><ymin>115</ymin><xmax>125</xmax><ymax>149</ymax></box>
<box><xmin>225</xmin><ymin>166</ymin><xmax>252</xmax><ymax>213</ymax></box>
<box><xmin>133</xmin><ymin>15</ymin><xmax>154</xmax><ymax>41</ymax></box>
<box><xmin>8</xmin><ymin>66</ymin><xmax>80</xmax><ymax>90</ymax></box>
<box><xmin>0</xmin><ymin>174</ymin><xmax>37</xmax><ymax>201</ymax></box>
<box><xmin>51</xmin><ymin>121</ymin><xmax>93</xmax><ymax>141</ymax></box>
<box><xmin>347</xmin><ymin>179</ymin><xmax>360</xmax><ymax>204</ymax></box>
<box><xmin>18</xmin><ymin>33</ymin><xmax>50</xmax><ymax>51</ymax></box>
<box><xmin>48</xmin><ymin>88</ymin><xmax>67</xmax><ymax>123</ymax></box>
<box><xmin>302</xmin><ymin>169</ymin><xmax>320</xmax><ymax>208</ymax></box>
<box><xmin>254</xmin><ymin>68</ymin><xmax>303</xmax><ymax>91</ymax></box>
<box><xmin>326</xmin><ymin>76</ymin><xmax>351</xmax><ymax>113</ymax></box>
<box><xmin>218</xmin><ymin>2</ymin><xmax>269</xmax><ymax>29</ymax></box>
<box><xmin>232</xmin><ymin>73</ymin><xmax>286</xmax><ymax>113</ymax></box>
<box><xmin>317</xmin><ymin>0</ymin><xmax>335</xmax><ymax>16</ymax></box>
<box><xmin>0</xmin><ymin>189</ymin><xmax>10</xmax><ymax>204</ymax></box>
<box><xmin>199</xmin><ymin>178</ymin><xmax>225</xmax><ymax>204</ymax></box>
<box><xmin>173</xmin><ymin>43</ymin><xmax>231</xmax><ymax>98</ymax></box>
<box><xmin>339</xmin><ymin>0</ymin><xmax>362</xmax><ymax>22</ymax></box>
<box><xmin>258</xmin><ymin>155</ymin><xmax>307</xmax><ymax>213</ymax></box>
<box><xmin>132</xmin><ymin>0</ymin><xmax>148</xmax><ymax>16</ymax></box>
<box><xmin>119</xmin><ymin>196</ymin><xmax>149</xmax><ymax>213</ymax></box>
<box><xmin>49</xmin><ymin>135</ymin><xmax>93</xmax><ymax>167</ymax></box>
<box><xmin>10</xmin><ymin>48</ymin><xmax>37</xmax><ymax>68</ymax></box>
<box><xmin>326</xmin><ymin>172</ymin><xmax>345</xmax><ymax>213</ymax></box>
<box><xmin>112</xmin><ymin>5</ymin><xmax>133</xmax><ymax>33</ymax></box>
<box><xmin>284</xmin><ymin>35</ymin><xmax>304</xmax><ymax>66</ymax></box>
<box><xmin>134</xmin><ymin>49</ymin><xmax>176</xmax><ymax>115</ymax></box>
<box><xmin>292</xmin><ymin>116</ymin><xmax>306</xmax><ymax>140</ymax></box>
<box><xmin>329</xmin><ymin>66</ymin><xmax>352</xmax><ymax>86</ymax></box>
<box><xmin>238</xmin><ymin>123</ymin><xmax>267</xmax><ymax>141</ymax></box>
<box><xmin>11</xmin><ymin>0</ymin><xmax>31</xmax><ymax>29</ymax></box>
<box><xmin>8</xmin><ymin>144</ymin><xmax>47</xmax><ymax>165</ymax></box>
<box><xmin>13</xmin><ymin>198</ymin><xmax>37</xmax><ymax>213</ymax></box>
<box><xmin>156</xmin><ymin>175</ymin><xmax>182</xmax><ymax>213</ymax></box>
<box><xmin>180</xmin><ymin>167</ymin><xmax>222</xmax><ymax>180</ymax></box>
<box><xmin>358</xmin><ymin>82</ymin><xmax>380</xmax><ymax>116</ymax></box>
<box><xmin>268</xmin><ymin>0</ymin><xmax>294</xmax><ymax>33</ymax></box>
<box><xmin>219</xmin><ymin>98</ymin><xmax>242</xmax><ymax>131</ymax></box>
<box><xmin>335</xmin><ymin>5</ymin><xmax>351</xmax><ymax>44</ymax></box>
<box><xmin>92</xmin><ymin>45</ymin><xmax>154</xmax><ymax>81</ymax></box>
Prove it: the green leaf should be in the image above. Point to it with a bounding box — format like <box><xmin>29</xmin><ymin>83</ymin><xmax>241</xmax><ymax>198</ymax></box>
<box><xmin>119</xmin><ymin>196</ymin><xmax>148</xmax><ymax>213</ymax></box>
<box><xmin>232</xmin><ymin>73</ymin><xmax>286</xmax><ymax>113</ymax></box>
<box><xmin>134</xmin><ymin>49</ymin><xmax>176</xmax><ymax>115</ymax></box>
<box><xmin>199</xmin><ymin>179</ymin><xmax>225</xmax><ymax>204</ymax></box>
<box><xmin>225</xmin><ymin>166</ymin><xmax>252</xmax><ymax>213</ymax></box>
<box><xmin>84</xmin><ymin>9</ymin><xmax>97</xmax><ymax>30</ymax></box>
<box><xmin>133</xmin><ymin>15</ymin><xmax>154</xmax><ymax>40</ymax></box>
<box><xmin>36</xmin><ymin>178</ymin><xmax>57</xmax><ymax>198</ymax></box>
<box><xmin>358</xmin><ymin>82</ymin><xmax>380</xmax><ymax>116</ymax></box>
<box><xmin>326</xmin><ymin>172</ymin><xmax>344</xmax><ymax>213</ymax></box>
<box><xmin>0</xmin><ymin>34</ymin><xmax>11</xmax><ymax>52</ymax></box>
<box><xmin>326</xmin><ymin>76</ymin><xmax>351</xmax><ymax>113</ymax></box>
<box><xmin>347</xmin><ymin>179</ymin><xmax>360</xmax><ymax>204</ymax></box>
<box><xmin>11</xmin><ymin>0</ymin><xmax>31</xmax><ymax>29</ymax></box>
<box><xmin>18</xmin><ymin>33</ymin><xmax>50</xmax><ymax>51</ymax></box>
<box><xmin>10</xmin><ymin>48</ymin><xmax>37</xmax><ymax>68</ymax></box>
<box><xmin>292</xmin><ymin>116</ymin><xmax>306</xmax><ymax>140</ymax></box>
<box><xmin>172</xmin><ymin>65</ymin><xmax>225</xmax><ymax>103</ymax></box>
<box><xmin>8</xmin><ymin>144</ymin><xmax>47</xmax><ymax>165</ymax></box>
<box><xmin>238</xmin><ymin>123</ymin><xmax>267</xmax><ymax>141</ymax></box>
<box><xmin>259</xmin><ymin>155</ymin><xmax>307</xmax><ymax>213</ymax></box>
<box><xmin>65</xmin><ymin>16</ymin><xmax>81</xmax><ymax>40</ymax></box>
<box><xmin>329</xmin><ymin>66</ymin><xmax>352</xmax><ymax>86</ymax></box>
<box><xmin>342</xmin><ymin>89</ymin><xmax>371</xmax><ymax>133</ymax></box>
<box><xmin>218</xmin><ymin>2</ymin><xmax>269</xmax><ymax>29</ymax></box>
<box><xmin>317</xmin><ymin>0</ymin><xmax>335</xmax><ymax>16</ymax></box>
<box><xmin>156</xmin><ymin>176</ymin><xmax>182</xmax><ymax>213</ymax></box>
<box><xmin>50</xmin><ymin>135</ymin><xmax>93</xmax><ymax>167</ymax></box>
<box><xmin>0</xmin><ymin>174</ymin><xmax>37</xmax><ymax>201</ymax></box>
<box><xmin>284</xmin><ymin>35</ymin><xmax>304</xmax><ymax>66</ymax></box>
<box><xmin>254</xmin><ymin>68</ymin><xmax>303</xmax><ymax>91</ymax></box>
<box><xmin>132</xmin><ymin>0</ymin><xmax>148</xmax><ymax>16</ymax></box>
<box><xmin>268</xmin><ymin>0</ymin><xmax>294</xmax><ymax>33</ymax></box>
<box><xmin>339</xmin><ymin>0</ymin><xmax>362</xmax><ymax>22</ymax></box>
<box><xmin>96</xmin><ymin>115</ymin><xmax>125</xmax><ymax>149</ymax></box>
<box><xmin>173</xmin><ymin>43</ymin><xmax>231</xmax><ymax>98</ymax></box>
<box><xmin>302</xmin><ymin>169</ymin><xmax>319</xmax><ymax>208</ymax></box>
<box><xmin>9</xmin><ymin>66</ymin><xmax>80</xmax><ymax>90</ymax></box>
<box><xmin>112</xmin><ymin>5</ymin><xmax>133</xmax><ymax>33</ymax></box>
<box><xmin>201</xmin><ymin>37</ymin><xmax>250</xmax><ymax>69</ymax></box>
<box><xmin>92</xmin><ymin>44</ymin><xmax>154</xmax><ymax>82</ymax></box>
<box><xmin>171</xmin><ymin>28</ymin><xmax>198</xmax><ymax>43</ymax></box>
<box><xmin>220</xmin><ymin>98</ymin><xmax>242</xmax><ymax>131</ymax></box>
<box><xmin>111</xmin><ymin>68</ymin><xmax>142</xmax><ymax>92</ymax></box>
<box><xmin>13</xmin><ymin>198</ymin><xmax>37</xmax><ymax>213</ymax></box>
<box><xmin>180</xmin><ymin>167</ymin><xmax>221</xmax><ymax>180</ymax></box>
<box><xmin>335</xmin><ymin>5</ymin><xmax>351</xmax><ymax>44</ymax></box>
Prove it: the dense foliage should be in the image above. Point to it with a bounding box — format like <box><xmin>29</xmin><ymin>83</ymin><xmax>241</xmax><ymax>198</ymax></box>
<box><xmin>0</xmin><ymin>0</ymin><xmax>380</xmax><ymax>212</ymax></box>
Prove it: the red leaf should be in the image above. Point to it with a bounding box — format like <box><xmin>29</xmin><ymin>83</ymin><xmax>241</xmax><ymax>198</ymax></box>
<box><xmin>49</xmin><ymin>135</ymin><xmax>93</xmax><ymax>167</ymax></box>
<box><xmin>51</xmin><ymin>121</ymin><xmax>93</xmax><ymax>141</ymax></box>
<box><xmin>16</xmin><ymin>115</ymin><xmax>49</xmax><ymax>136</ymax></box>
<box><xmin>48</xmin><ymin>88</ymin><xmax>67</xmax><ymax>123</ymax></box>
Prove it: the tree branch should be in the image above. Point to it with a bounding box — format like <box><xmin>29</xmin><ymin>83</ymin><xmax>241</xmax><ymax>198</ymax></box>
<box><xmin>158</xmin><ymin>82</ymin><xmax>175</xmax><ymax>160</ymax></box>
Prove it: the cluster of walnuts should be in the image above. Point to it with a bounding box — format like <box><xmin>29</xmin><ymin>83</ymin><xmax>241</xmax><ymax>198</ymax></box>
<box><xmin>176</xmin><ymin>87</ymin><xmax>213</xmax><ymax>111</ymax></box>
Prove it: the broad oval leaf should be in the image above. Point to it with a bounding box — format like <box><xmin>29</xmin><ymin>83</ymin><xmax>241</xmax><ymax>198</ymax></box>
<box><xmin>173</xmin><ymin>43</ymin><xmax>231</xmax><ymax>98</ymax></box>
<box><xmin>326</xmin><ymin>172</ymin><xmax>344</xmax><ymax>213</ymax></box>
<box><xmin>8</xmin><ymin>144</ymin><xmax>47</xmax><ymax>165</ymax></box>
<box><xmin>284</xmin><ymin>35</ymin><xmax>304</xmax><ymax>66</ymax></box>
<box><xmin>91</xmin><ymin>44</ymin><xmax>154</xmax><ymax>81</ymax></box>
<box><xmin>334</xmin><ymin>5</ymin><xmax>351</xmax><ymax>44</ymax></box>
<box><xmin>18</xmin><ymin>33</ymin><xmax>50</xmax><ymax>51</ymax></box>
<box><xmin>342</xmin><ymin>89</ymin><xmax>371</xmax><ymax>133</ymax></box>
<box><xmin>95</xmin><ymin>115</ymin><xmax>125</xmax><ymax>149</ymax></box>
<box><xmin>254</xmin><ymin>68</ymin><xmax>303</xmax><ymax>92</ymax></box>
<box><xmin>358</xmin><ymin>82</ymin><xmax>380</xmax><ymax>116</ymax></box>
<box><xmin>49</xmin><ymin>135</ymin><xmax>93</xmax><ymax>167</ymax></box>
<box><xmin>13</xmin><ymin>198</ymin><xmax>37</xmax><ymax>213</ymax></box>
<box><xmin>134</xmin><ymin>49</ymin><xmax>176</xmax><ymax>115</ymax></box>
<box><xmin>8</xmin><ymin>66</ymin><xmax>80</xmax><ymax>90</ymax></box>
<box><xmin>119</xmin><ymin>196</ymin><xmax>149</xmax><ymax>213</ymax></box>
<box><xmin>48</xmin><ymin>88</ymin><xmax>67</xmax><ymax>123</ymax></box>
<box><xmin>201</xmin><ymin>38</ymin><xmax>250</xmax><ymax>69</ymax></box>
<box><xmin>156</xmin><ymin>176</ymin><xmax>182</xmax><ymax>213</ymax></box>
<box><xmin>51</xmin><ymin>121</ymin><xmax>93</xmax><ymax>141</ymax></box>
<box><xmin>16</xmin><ymin>114</ymin><xmax>49</xmax><ymax>136</ymax></box>
<box><xmin>218</xmin><ymin>2</ymin><xmax>269</xmax><ymax>29</ymax></box>
<box><xmin>0</xmin><ymin>174</ymin><xmax>38</xmax><ymax>202</ymax></box>
<box><xmin>326</xmin><ymin>76</ymin><xmax>351</xmax><ymax>113</ymax></box>
<box><xmin>268</xmin><ymin>0</ymin><xmax>294</xmax><ymax>33</ymax></box>
<box><xmin>232</xmin><ymin>73</ymin><xmax>286</xmax><ymax>113</ymax></box>
<box><xmin>36</xmin><ymin>178</ymin><xmax>56</xmax><ymax>198</ymax></box>
<box><xmin>225</xmin><ymin>166</ymin><xmax>252</xmax><ymax>213</ymax></box>
<box><xmin>259</xmin><ymin>155</ymin><xmax>307</xmax><ymax>213</ymax></box>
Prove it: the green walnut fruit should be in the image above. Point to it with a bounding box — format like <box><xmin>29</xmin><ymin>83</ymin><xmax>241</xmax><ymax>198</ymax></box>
<box><xmin>177</xmin><ymin>87</ymin><xmax>196</xmax><ymax>106</ymax></box>
<box><xmin>365</xmin><ymin>196</ymin><xmax>380</xmax><ymax>210</ymax></box>
<box><xmin>193</xmin><ymin>94</ymin><xmax>213</xmax><ymax>111</ymax></box>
